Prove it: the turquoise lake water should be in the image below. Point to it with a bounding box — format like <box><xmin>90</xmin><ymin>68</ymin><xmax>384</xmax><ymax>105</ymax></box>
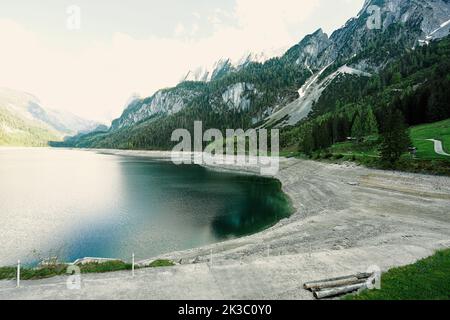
<box><xmin>0</xmin><ymin>148</ymin><xmax>291</xmax><ymax>265</ymax></box>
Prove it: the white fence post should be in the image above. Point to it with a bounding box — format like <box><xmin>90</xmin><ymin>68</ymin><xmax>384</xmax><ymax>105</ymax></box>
<box><xmin>132</xmin><ymin>253</ymin><xmax>135</xmax><ymax>277</ymax></box>
<box><xmin>16</xmin><ymin>260</ymin><xmax>21</xmax><ymax>288</ymax></box>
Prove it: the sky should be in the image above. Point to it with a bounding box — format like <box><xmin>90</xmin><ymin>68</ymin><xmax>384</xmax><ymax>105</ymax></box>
<box><xmin>0</xmin><ymin>0</ymin><xmax>365</xmax><ymax>123</ymax></box>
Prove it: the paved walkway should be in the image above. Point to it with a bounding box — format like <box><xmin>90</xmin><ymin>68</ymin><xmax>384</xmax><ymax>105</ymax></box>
<box><xmin>0</xmin><ymin>244</ymin><xmax>444</xmax><ymax>300</ymax></box>
<box><xmin>426</xmin><ymin>139</ymin><xmax>450</xmax><ymax>156</ymax></box>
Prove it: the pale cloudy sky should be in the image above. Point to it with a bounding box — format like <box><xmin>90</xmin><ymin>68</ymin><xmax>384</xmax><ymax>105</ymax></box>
<box><xmin>0</xmin><ymin>0</ymin><xmax>364</xmax><ymax>122</ymax></box>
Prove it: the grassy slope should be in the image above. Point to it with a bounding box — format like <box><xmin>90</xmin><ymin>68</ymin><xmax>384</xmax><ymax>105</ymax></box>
<box><xmin>317</xmin><ymin>119</ymin><xmax>450</xmax><ymax>175</ymax></box>
<box><xmin>329</xmin><ymin>136</ymin><xmax>380</xmax><ymax>159</ymax></box>
<box><xmin>328</xmin><ymin>119</ymin><xmax>450</xmax><ymax>161</ymax></box>
<box><xmin>410</xmin><ymin>119</ymin><xmax>450</xmax><ymax>160</ymax></box>
<box><xmin>346</xmin><ymin>249</ymin><xmax>450</xmax><ymax>300</ymax></box>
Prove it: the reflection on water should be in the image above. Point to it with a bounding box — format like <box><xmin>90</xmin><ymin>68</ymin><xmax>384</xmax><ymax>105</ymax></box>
<box><xmin>0</xmin><ymin>148</ymin><xmax>291</xmax><ymax>265</ymax></box>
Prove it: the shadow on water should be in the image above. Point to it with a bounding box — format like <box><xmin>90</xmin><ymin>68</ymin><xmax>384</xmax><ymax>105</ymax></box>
<box><xmin>211</xmin><ymin>176</ymin><xmax>292</xmax><ymax>239</ymax></box>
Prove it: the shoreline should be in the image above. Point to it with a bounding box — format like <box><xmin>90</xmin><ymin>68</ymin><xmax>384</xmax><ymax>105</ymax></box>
<box><xmin>1</xmin><ymin>148</ymin><xmax>450</xmax><ymax>299</ymax></box>
<box><xmin>85</xmin><ymin>149</ymin><xmax>450</xmax><ymax>264</ymax></box>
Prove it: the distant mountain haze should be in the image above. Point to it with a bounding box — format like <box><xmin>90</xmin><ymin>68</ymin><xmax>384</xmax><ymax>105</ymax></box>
<box><xmin>0</xmin><ymin>87</ymin><xmax>103</xmax><ymax>146</ymax></box>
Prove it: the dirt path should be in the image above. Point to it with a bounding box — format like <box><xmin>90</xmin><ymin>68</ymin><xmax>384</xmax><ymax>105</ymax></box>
<box><xmin>1</xmin><ymin>153</ymin><xmax>449</xmax><ymax>300</ymax></box>
<box><xmin>426</xmin><ymin>139</ymin><xmax>450</xmax><ymax>156</ymax></box>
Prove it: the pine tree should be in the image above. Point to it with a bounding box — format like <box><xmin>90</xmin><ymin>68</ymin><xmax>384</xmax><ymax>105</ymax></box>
<box><xmin>351</xmin><ymin>108</ymin><xmax>365</xmax><ymax>140</ymax></box>
<box><xmin>365</xmin><ymin>107</ymin><xmax>379</xmax><ymax>136</ymax></box>
<box><xmin>379</xmin><ymin>108</ymin><xmax>412</xmax><ymax>164</ymax></box>
<box><xmin>299</xmin><ymin>123</ymin><xmax>314</xmax><ymax>156</ymax></box>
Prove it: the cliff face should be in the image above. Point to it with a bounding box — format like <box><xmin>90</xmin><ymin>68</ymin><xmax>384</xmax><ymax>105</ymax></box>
<box><xmin>221</xmin><ymin>83</ymin><xmax>257</xmax><ymax>112</ymax></box>
<box><xmin>111</xmin><ymin>84</ymin><xmax>205</xmax><ymax>130</ymax></box>
<box><xmin>294</xmin><ymin>29</ymin><xmax>333</xmax><ymax>72</ymax></box>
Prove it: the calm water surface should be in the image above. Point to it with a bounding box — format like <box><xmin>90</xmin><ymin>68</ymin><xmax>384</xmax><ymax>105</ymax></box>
<box><xmin>0</xmin><ymin>148</ymin><xmax>291</xmax><ymax>265</ymax></box>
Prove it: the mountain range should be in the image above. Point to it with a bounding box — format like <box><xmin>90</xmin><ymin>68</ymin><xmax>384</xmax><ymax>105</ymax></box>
<box><xmin>180</xmin><ymin>50</ymin><xmax>283</xmax><ymax>83</ymax></box>
<box><xmin>8</xmin><ymin>0</ymin><xmax>450</xmax><ymax>150</ymax></box>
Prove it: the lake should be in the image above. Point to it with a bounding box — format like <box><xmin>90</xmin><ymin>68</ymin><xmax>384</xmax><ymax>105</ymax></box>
<box><xmin>0</xmin><ymin>148</ymin><xmax>291</xmax><ymax>266</ymax></box>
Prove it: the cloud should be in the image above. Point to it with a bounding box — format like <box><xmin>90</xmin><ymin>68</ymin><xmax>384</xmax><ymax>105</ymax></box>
<box><xmin>0</xmin><ymin>0</ymin><xmax>363</xmax><ymax>122</ymax></box>
<box><xmin>235</xmin><ymin>0</ymin><xmax>318</xmax><ymax>27</ymax></box>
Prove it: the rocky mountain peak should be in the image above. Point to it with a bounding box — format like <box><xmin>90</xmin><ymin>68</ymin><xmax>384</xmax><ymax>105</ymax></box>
<box><xmin>294</xmin><ymin>28</ymin><xmax>331</xmax><ymax>70</ymax></box>
<box><xmin>180</xmin><ymin>50</ymin><xmax>281</xmax><ymax>83</ymax></box>
<box><xmin>290</xmin><ymin>0</ymin><xmax>450</xmax><ymax>71</ymax></box>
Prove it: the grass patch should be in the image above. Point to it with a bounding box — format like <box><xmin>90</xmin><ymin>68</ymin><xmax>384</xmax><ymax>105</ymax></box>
<box><xmin>0</xmin><ymin>264</ymin><xmax>67</xmax><ymax>280</ymax></box>
<box><xmin>292</xmin><ymin>120</ymin><xmax>450</xmax><ymax>176</ymax></box>
<box><xmin>148</xmin><ymin>259</ymin><xmax>175</xmax><ymax>268</ymax></box>
<box><xmin>339</xmin><ymin>153</ymin><xmax>450</xmax><ymax>176</ymax></box>
<box><xmin>329</xmin><ymin>136</ymin><xmax>380</xmax><ymax>158</ymax></box>
<box><xmin>78</xmin><ymin>261</ymin><xmax>132</xmax><ymax>274</ymax></box>
<box><xmin>345</xmin><ymin>249</ymin><xmax>450</xmax><ymax>300</ymax></box>
<box><xmin>281</xmin><ymin>148</ymin><xmax>449</xmax><ymax>175</ymax></box>
<box><xmin>0</xmin><ymin>259</ymin><xmax>175</xmax><ymax>281</ymax></box>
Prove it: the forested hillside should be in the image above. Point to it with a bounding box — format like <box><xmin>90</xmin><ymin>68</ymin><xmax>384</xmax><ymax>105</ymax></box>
<box><xmin>282</xmin><ymin>35</ymin><xmax>450</xmax><ymax>153</ymax></box>
<box><xmin>57</xmin><ymin>58</ymin><xmax>310</xmax><ymax>149</ymax></box>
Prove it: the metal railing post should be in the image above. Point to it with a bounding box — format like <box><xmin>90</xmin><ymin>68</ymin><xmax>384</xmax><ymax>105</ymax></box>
<box><xmin>17</xmin><ymin>260</ymin><xmax>20</xmax><ymax>288</ymax></box>
<box><xmin>132</xmin><ymin>253</ymin><xmax>135</xmax><ymax>277</ymax></box>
